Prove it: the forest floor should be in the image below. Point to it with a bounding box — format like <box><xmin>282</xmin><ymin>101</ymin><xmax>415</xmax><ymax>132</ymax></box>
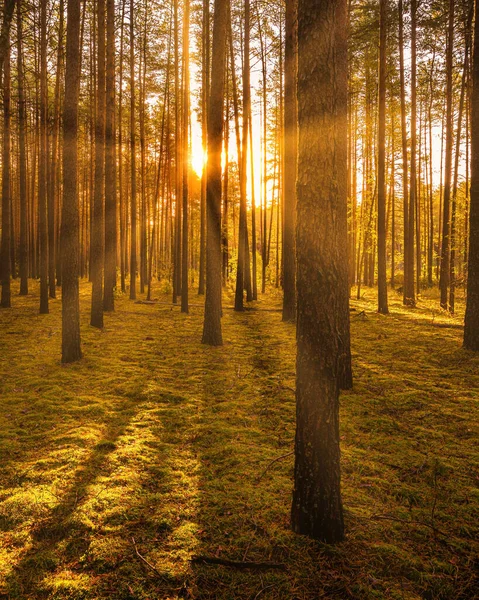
<box><xmin>0</xmin><ymin>280</ymin><xmax>478</xmax><ymax>600</ymax></box>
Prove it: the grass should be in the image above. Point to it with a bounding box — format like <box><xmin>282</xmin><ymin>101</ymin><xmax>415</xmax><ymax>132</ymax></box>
<box><xmin>0</xmin><ymin>279</ymin><xmax>478</xmax><ymax>599</ymax></box>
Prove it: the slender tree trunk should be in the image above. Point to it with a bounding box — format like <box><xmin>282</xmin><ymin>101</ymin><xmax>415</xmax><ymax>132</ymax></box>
<box><xmin>172</xmin><ymin>0</ymin><xmax>181</xmax><ymax>303</ymax></box>
<box><xmin>249</xmin><ymin>81</ymin><xmax>258</xmax><ymax>300</ymax></box>
<box><xmin>91</xmin><ymin>0</ymin><xmax>106</xmax><ymax>327</ymax></box>
<box><xmin>48</xmin><ymin>0</ymin><xmax>64</xmax><ymax>299</ymax></box>
<box><xmin>181</xmin><ymin>0</ymin><xmax>190</xmax><ymax>313</ymax></box>
<box><xmin>198</xmin><ymin>0</ymin><xmax>210</xmax><ymax>295</ymax></box>
<box><xmin>234</xmin><ymin>0</ymin><xmax>251</xmax><ymax>311</ymax></box>
<box><xmin>439</xmin><ymin>0</ymin><xmax>455</xmax><ymax>309</ymax></box>
<box><xmin>222</xmin><ymin>74</ymin><xmax>229</xmax><ymax>284</ymax></box>
<box><xmin>282</xmin><ymin>0</ymin><xmax>298</xmax><ymax>321</ymax></box>
<box><xmin>39</xmin><ymin>0</ymin><xmax>49</xmax><ymax>314</ymax></box>
<box><xmin>428</xmin><ymin>53</ymin><xmax>435</xmax><ymax>286</ymax></box>
<box><xmin>377</xmin><ymin>0</ymin><xmax>388</xmax><ymax>314</ymax></box>
<box><xmin>139</xmin><ymin>2</ymin><xmax>148</xmax><ymax>295</ymax></box>
<box><xmin>129</xmin><ymin>0</ymin><xmax>137</xmax><ymax>299</ymax></box>
<box><xmin>404</xmin><ymin>0</ymin><xmax>416</xmax><ymax>306</ymax></box>
<box><xmin>1</xmin><ymin>39</ymin><xmax>11</xmax><ymax>308</ymax></box>
<box><xmin>398</xmin><ymin>0</ymin><xmax>409</xmax><ymax>304</ymax></box>
<box><xmin>62</xmin><ymin>0</ymin><xmax>82</xmax><ymax>362</ymax></box>
<box><xmin>104</xmin><ymin>0</ymin><xmax>116</xmax><ymax>311</ymax></box>
<box><xmin>119</xmin><ymin>0</ymin><xmax>126</xmax><ymax>292</ymax></box>
<box><xmin>390</xmin><ymin>110</ymin><xmax>396</xmax><ymax>288</ymax></box>
<box><xmin>17</xmin><ymin>0</ymin><xmax>28</xmax><ymax>296</ymax></box>
<box><xmin>450</xmin><ymin>33</ymin><xmax>469</xmax><ymax>314</ymax></box>
<box><xmin>292</xmin><ymin>0</ymin><xmax>348</xmax><ymax>543</ymax></box>
<box><xmin>0</xmin><ymin>0</ymin><xmax>14</xmax><ymax>81</ymax></box>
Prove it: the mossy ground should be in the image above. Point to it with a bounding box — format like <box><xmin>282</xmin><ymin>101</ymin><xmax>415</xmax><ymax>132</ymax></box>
<box><xmin>0</xmin><ymin>280</ymin><xmax>478</xmax><ymax>599</ymax></box>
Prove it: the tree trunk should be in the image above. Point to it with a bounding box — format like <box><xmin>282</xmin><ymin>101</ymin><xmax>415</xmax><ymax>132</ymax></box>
<box><xmin>62</xmin><ymin>0</ymin><xmax>82</xmax><ymax>363</ymax></box>
<box><xmin>48</xmin><ymin>0</ymin><xmax>64</xmax><ymax>298</ymax></box>
<box><xmin>130</xmin><ymin>0</ymin><xmax>137</xmax><ymax>300</ymax></box>
<box><xmin>181</xmin><ymin>0</ymin><xmax>190</xmax><ymax>313</ymax></box>
<box><xmin>377</xmin><ymin>0</ymin><xmax>388</xmax><ymax>314</ymax></box>
<box><xmin>39</xmin><ymin>0</ymin><xmax>49</xmax><ymax>314</ymax></box>
<box><xmin>91</xmin><ymin>0</ymin><xmax>106</xmax><ymax>327</ymax></box>
<box><xmin>404</xmin><ymin>0</ymin><xmax>416</xmax><ymax>306</ymax></box>
<box><xmin>17</xmin><ymin>0</ymin><xmax>28</xmax><ymax>296</ymax></box>
<box><xmin>282</xmin><ymin>0</ymin><xmax>298</xmax><ymax>322</ymax></box>
<box><xmin>234</xmin><ymin>0</ymin><xmax>252</xmax><ymax>310</ymax></box>
<box><xmin>439</xmin><ymin>0</ymin><xmax>455</xmax><ymax>310</ymax></box>
<box><xmin>464</xmin><ymin>0</ymin><xmax>479</xmax><ymax>350</ymax></box>
<box><xmin>292</xmin><ymin>0</ymin><xmax>348</xmax><ymax>543</ymax></box>
<box><xmin>1</xmin><ymin>39</ymin><xmax>11</xmax><ymax>308</ymax></box>
<box><xmin>104</xmin><ymin>0</ymin><xmax>117</xmax><ymax>311</ymax></box>
<box><xmin>202</xmin><ymin>0</ymin><xmax>227</xmax><ymax>346</ymax></box>
<box><xmin>198</xmin><ymin>0</ymin><xmax>210</xmax><ymax>295</ymax></box>
<box><xmin>398</xmin><ymin>0</ymin><xmax>409</xmax><ymax>303</ymax></box>
<box><xmin>0</xmin><ymin>0</ymin><xmax>14</xmax><ymax>81</ymax></box>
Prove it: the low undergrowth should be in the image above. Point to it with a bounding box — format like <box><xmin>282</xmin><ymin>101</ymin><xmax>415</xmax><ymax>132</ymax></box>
<box><xmin>0</xmin><ymin>280</ymin><xmax>477</xmax><ymax>599</ymax></box>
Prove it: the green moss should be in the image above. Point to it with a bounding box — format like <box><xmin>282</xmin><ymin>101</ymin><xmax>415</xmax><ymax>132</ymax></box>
<box><xmin>0</xmin><ymin>281</ymin><xmax>477</xmax><ymax>599</ymax></box>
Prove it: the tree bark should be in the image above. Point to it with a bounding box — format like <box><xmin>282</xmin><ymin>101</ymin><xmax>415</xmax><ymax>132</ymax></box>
<box><xmin>104</xmin><ymin>0</ymin><xmax>116</xmax><ymax>311</ymax></box>
<box><xmin>1</xmin><ymin>38</ymin><xmax>11</xmax><ymax>308</ymax></box>
<box><xmin>181</xmin><ymin>0</ymin><xmax>190</xmax><ymax>313</ymax></box>
<box><xmin>39</xmin><ymin>0</ymin><xmax>49</xmax><ymax>314</ymax></box>
<box><xmin>377</xmin><ymin>0</ymin><xmax>388</xmax><ymax>314</ymax></box>
<box><xmin>130</xmin><ymin>0</ymin><xmax>137</xmax><ymax>300</ymax></box>
<box><xmin>91</xmin><ymin>0</ymin><xmax>106</xmax><ymax>327</ymax></box>
<box><xmin>439</xmin><ymin>0</ymin><xmax>455</xmax><ymax>310</ymax></box>
<box><xmin>17</xmin><ymin>0</ymin><xmax>28</xmax><ymax>296</ymax></box>
<box><xmin>0</xmin><ymin>0</ymin><xmax>14</xmax><ymax>81</ymax></box>
<box><xmin>202</xmin><ymin>0</ymin><xmax>227</xmax><ymax>346</ymax></box>
<box><xmin>464</xmin><ymin>0</ymin><xmax>479</xmax><ymax>350</ymax></box>
<box><xmin>405</xmin><ymin>0</ymin><xmax>417</xmax><ymax>306</ymax></box>
<box><xmin>61</xmin><ymin>0</ymin><xmax>82</xmax><ymax>363</ymax></box>
<box><xmin>198</xmin><ymin>0</ymin><xmax>210</xmax><ymax>295</ymax></box>
<box><xmin>282</xmin><ymin>0</ymin><xmax>298</xmax><ymax>322</ymax></box>
<box><xmin>234</xmin><ymin>0</ymin><xmax>251</xmax><ymax>311</ymax></box>
<box><xmin>292</xmin><ymin>0</ymin><xmax>348</xmax><ymax>543</ymax></box>
<box><xmin>398</xmin><ymin>0</ymin><xmax>409</xmax><ymax>304</ymax></box>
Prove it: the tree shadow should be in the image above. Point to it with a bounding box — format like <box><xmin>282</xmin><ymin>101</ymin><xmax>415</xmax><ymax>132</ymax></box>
<box><xmin>5</xmin><ymin>396</ymin><xmax>143</xmax><ymax>598</ymax></box>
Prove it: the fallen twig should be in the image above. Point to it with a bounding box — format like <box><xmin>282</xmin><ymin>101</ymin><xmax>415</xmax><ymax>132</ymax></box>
<box><xmin>191</xmin><ymin>556</ymin><xmax>286</xmax><ymax>570</ymax></box>
<box><xmin>370</xmin><ymin>514</ymin><xmax>447</xmax><ymax>537</ymax></box>
<box><xmin>256</xmin><ymin>451</ymin><xmax>294</xmax><ymax>482</ymax></box>
<box><xmin>132</xmin><ymin>537</ymin><xmax>164</xmax><ymax>579</ymax></box>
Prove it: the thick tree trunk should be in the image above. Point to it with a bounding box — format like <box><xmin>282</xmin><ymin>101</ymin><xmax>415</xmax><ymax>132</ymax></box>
<box><xmin>292</xmin><ymin>0</ymin><xmax>348</xmax><ymax>543</ymax></box>
<box><xmin>202</xmin><ymin>0</ymin><xmax>227</xmax><ymax>346</ymax></box>
<box><xmin>61</xmin><ymin>0</ymin><xmax>82</xmax><ymax>363</ymax></box>
<box><xmin>464</xmin><ymin>0</ymin><xmax>479</xmax><ymax>350</ymax></box>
